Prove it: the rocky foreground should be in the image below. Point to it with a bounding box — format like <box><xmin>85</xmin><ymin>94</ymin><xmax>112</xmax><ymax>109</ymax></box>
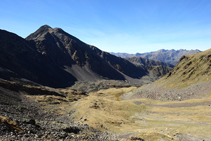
<box><xmin>0</xmin><ymin>80</ymin><xmax>117</xmax><ymax>141</ymax></box>
<box><xmin>0</xmin><ymin>116</ymin><xmax>116</xmax><ymax>140</ymax></box>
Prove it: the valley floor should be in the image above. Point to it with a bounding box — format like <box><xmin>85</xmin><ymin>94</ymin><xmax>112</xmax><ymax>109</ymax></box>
<box><xmin>29</xmin><ymin>85</ymin><xmax>211</xmax><ymax>141</ymax></box>
<box><xmin>1</xmin><ymin>79</ymin><xmax>211</xmax><ymax>140</ymax></box>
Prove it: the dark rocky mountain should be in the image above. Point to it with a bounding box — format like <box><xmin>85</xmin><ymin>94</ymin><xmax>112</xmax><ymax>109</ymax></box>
<box><xmin>0</xmin><ymin>25</ymin><xmax>152</xmax><ymax>87</ymax></box>
<box><xmin>111</xmin><ymin>49</ymin><xmax>201</xmax><ymax>65</ymax></box>
<box><xmin>26</xmin><ymin>25</ymin><xmax>149</xmax><ymax>81</ymax></box>
<box><xmin>0</xmin><ymin>29</ymin><xmax>76</xmax><ymax>88</ymax></box>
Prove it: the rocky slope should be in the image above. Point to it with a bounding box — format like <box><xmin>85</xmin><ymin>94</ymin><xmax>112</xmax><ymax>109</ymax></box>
<box><xmin>0</xmin><ymin>79</ymin><xmax>117</xmax><ymax>140</ymax></box>
<box><xmin>0</xmin><ymin>29</ymin><xmax>77</xmax><ymax>87</ymax></box>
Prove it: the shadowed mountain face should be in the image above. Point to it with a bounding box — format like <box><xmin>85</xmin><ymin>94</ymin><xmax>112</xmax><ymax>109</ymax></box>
<box><xmin>0</xmin><ymin>25</ymin><xmax>149</xmax><ymax>87</ymax></box>
<box><xmin>26</xmin><ymin>25</ymin><xmax>148</xmax><ymax>80</ymax></box>
<box><xmin>0</xmin><ymin>29</ymin><xmax>77</xmax><ymax>87</ymax></box>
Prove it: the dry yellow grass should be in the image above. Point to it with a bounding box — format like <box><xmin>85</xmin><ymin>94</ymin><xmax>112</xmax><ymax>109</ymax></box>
<box><xmin>28</xmin><ymin>86</ymin><xmax>211</xmax><ymax>140</ymax></box>
<box><xmin>69</xmin><ymin>87</ymin><xmax>211</xmax><ymax>140</ymax></box>
<box><xmin>157</xmin><ymin>48</ymin><xmax>211</xmax><ymax>89</ymax></box>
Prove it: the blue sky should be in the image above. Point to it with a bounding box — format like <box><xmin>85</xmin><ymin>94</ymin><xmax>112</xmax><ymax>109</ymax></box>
<box><xmin>0</xmin><ymin>0</ymin><xmax>211</xmax><ymax>53</ymax></box>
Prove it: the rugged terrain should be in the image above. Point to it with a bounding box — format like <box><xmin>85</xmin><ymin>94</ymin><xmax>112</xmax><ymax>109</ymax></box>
<box><xmin>111</xmin><ymin>49</ymin><xmax>201</xmax><ymax>65</ymax></box>
<box><xmin>0</xmin><ymin>26</ymin><xmax>173</xmax><ymax>88</ymax></box>
<box><xmin>1</xmin><ymin>26</ymin><xmax>210</xmax><ymax>141</ymax></box>
<box><xmin>0</xmin><ymin>79</ymin><xmax>117</xmax><ymax>140</ymax></box>
<box><xmin>4</xmin><ymin>77</ymin><xmax>209</xmax><ymax>141</ymax></box>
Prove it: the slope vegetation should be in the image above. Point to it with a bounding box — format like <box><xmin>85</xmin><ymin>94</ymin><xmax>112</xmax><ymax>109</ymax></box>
<box><xmin>160</xmin><ymin>48</ymin><xmax>211</xmax><ymax>88</ymax></box>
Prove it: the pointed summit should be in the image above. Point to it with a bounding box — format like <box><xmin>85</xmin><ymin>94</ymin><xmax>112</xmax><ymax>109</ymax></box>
<box><xmin>26</xmin><ymin>25</ymin><xmax>53</xmax><ymax>40</ymax></box>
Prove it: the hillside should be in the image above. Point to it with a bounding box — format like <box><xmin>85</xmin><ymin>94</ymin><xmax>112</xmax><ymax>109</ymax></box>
<box><xmin>160</xmin><ymin>48</ymin><xmax>211</xmax><ymax>88</ymax></box>
<box><xmin>0</xmin><ymin>29</ymin><xmax>75</xmax><ymax>87</ymax></box>
<box><xmin>26</xmin><ymin>25</ymin><xmax>148</xmax><ymax>83</ymax></box>
<box><xmin>111</xmin><ymin>49</ymin><xmax>201</xmax><ymax>65</ymax></box>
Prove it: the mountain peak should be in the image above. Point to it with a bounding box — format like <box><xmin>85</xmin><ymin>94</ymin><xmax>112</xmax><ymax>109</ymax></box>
<box><xmin>41</xmin><ymin>24</ymin><xmax>52</xmax><ymax>28</ymax></box>
<box><xmin>26</xmin><ymin>25</ymin><xmax>53</xmax><ymax>40</ymax></box>
<box><xmin>37</xmin><ymin>24</ymin><xmax>52</xmax><ymax>33</ymax></box>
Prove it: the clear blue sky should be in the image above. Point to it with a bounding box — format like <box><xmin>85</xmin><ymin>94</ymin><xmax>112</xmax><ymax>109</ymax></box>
<box><xmin>0</xmin><ymin>0</ymin><xmax>211</xmax><ymax>53</ymax></box>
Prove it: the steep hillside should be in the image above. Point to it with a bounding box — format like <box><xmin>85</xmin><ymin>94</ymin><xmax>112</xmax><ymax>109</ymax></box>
<box><xmin>26</xmin><ymin>25</ymin><xmax>148</xmax><ymax>81</ymax></box>
<box><xmin>159</xmin><ymin>48</ymin><xmax>211</xmax><ymax>88</ymax></box>
<box><xmin>0</xmin><ymin>29</ymin><xmax>76</xmax><ymax>87</ymax></box>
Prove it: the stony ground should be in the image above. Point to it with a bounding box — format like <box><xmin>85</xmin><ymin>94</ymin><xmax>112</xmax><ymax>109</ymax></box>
<box><xmin>122</xmin><ymin>80</ymin><xmax>211</xmax><ymax>101</ymax></box>
<box><xmin>1</xmin><ymin>78</ymin><xmax>211</xmax><ymax>141</ymax></box>
<box><xmin>0</xmin><ymin>83</ymin><xmax>117</xmax><ymax>141</ymax></box>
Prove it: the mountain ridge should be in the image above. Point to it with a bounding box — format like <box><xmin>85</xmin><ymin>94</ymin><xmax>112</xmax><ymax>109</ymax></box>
<box><xmin>0</xmin><ymin>25</ymin><xmax>155</xmax><ymax>87</ymax></box>
<box><xmin>0</xmin><ymin>25</ymin><xmax>176</xmax><ymax>87</ymax></box>
<box><xmin>111</xmin><ymin>49</ymin><xmax>201</xmax><ymax>65</ymax></box>
<box><xmin>26</xmin><ymin>25</ymin><xmax>149</xmax><ymax>80</ymax></box>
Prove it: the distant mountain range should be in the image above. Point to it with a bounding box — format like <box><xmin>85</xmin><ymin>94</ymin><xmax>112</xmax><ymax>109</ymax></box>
<box><xmin>0</xmin><ymin>25</ymin><xmax>173</xmax><ymax>87</ymax></box>
<box><xmin>111</xmin><ymin>49</ymin><xmax>201</xmax><ymax>65</ymax></box>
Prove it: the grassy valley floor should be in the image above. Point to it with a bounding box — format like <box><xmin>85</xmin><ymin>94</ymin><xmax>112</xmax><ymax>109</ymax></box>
<box><xmin>28</xmin><ymin>85</ymin><xmax>211</xmax><ymax>141</ymax></box>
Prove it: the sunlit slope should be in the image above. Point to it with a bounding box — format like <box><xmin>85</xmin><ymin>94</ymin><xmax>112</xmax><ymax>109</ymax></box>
<box><xmin>158</xmin><ymin>48</ymin><xmax>211</xmax><ymax>88</ymax></box>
